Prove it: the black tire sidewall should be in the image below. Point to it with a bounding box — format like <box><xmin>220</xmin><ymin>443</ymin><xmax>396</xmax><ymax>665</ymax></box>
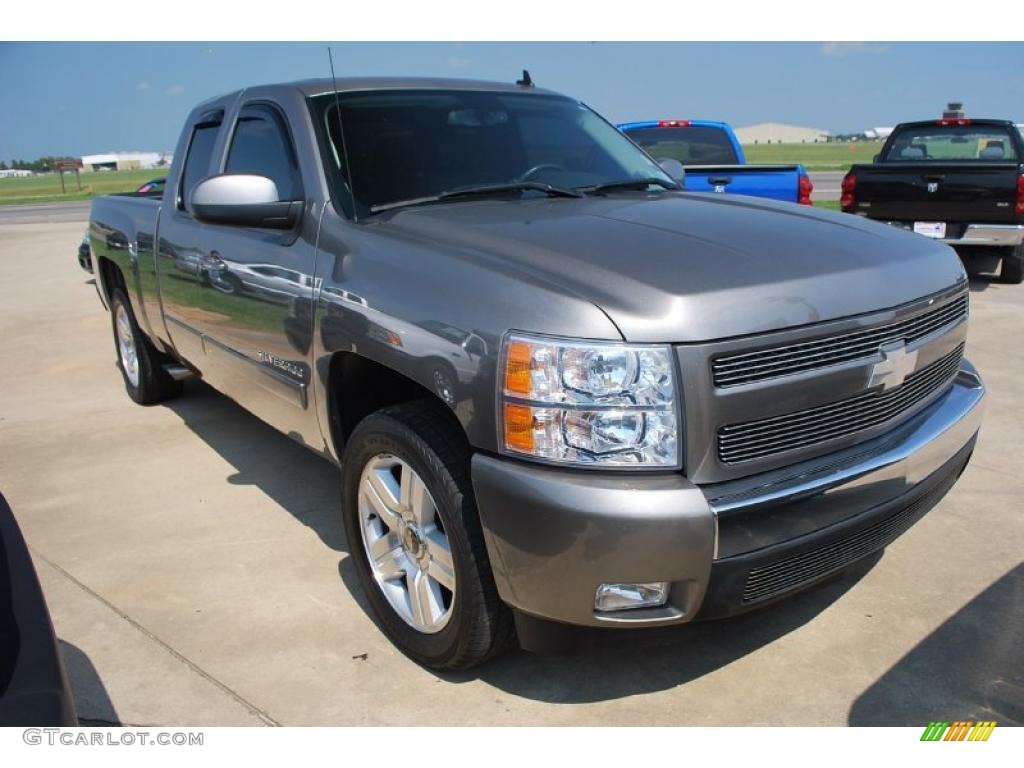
<box><xmin>341</xmin><ymin>413</ymin><xmax>480</xmax><ymax>666</ymax></box>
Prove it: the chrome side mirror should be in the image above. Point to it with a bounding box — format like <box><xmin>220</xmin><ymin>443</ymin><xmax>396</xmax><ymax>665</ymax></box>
<box><xmin>190</xmin><ymin>174</ymin><xmax>301</xmax><ymax>229</ymax></box>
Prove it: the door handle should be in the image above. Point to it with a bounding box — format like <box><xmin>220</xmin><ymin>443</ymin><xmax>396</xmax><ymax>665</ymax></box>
<box><xmin>708</xmin><ymin>176</ymin><xmax>733</xmax><ymax>186</ymax></box>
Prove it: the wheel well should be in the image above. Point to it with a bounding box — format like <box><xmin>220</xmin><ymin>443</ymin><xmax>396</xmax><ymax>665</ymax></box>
<box><xmin>97</xmin><ymin>256</ymin><xmax>125</xmax><ymax>304</ymax></box>
<box><xmin>327</xmin><ymin>352</ymin><xmax>464</xmax><ymax>456</ymax></box>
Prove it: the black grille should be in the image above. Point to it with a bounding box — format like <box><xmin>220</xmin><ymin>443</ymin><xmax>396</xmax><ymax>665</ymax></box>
<box><xmin>742</xmin><ymin>461</ymin><xmax>962</xmax><ymax>602</ymax></box>
<box><xmin>712</xmin><ymin>293</ymin><xmax>968</xmax><ymax>388</ymax></box>
<box><xmin>718</xmin><ymin>343</ymin><xmax>964</xmax><ymax>464</ymax></box>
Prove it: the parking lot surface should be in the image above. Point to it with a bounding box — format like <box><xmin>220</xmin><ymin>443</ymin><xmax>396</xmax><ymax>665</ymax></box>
<box><xmin>1</xmin><ymin>214</ymin><xmax>1021</xmax><ymax>726</ymax></box>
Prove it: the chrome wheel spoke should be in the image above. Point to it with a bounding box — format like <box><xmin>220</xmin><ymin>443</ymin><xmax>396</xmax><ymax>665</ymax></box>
<box><xmin>409</xmin><ymin>569</ymin><xmax>442</xmax><ymax>629</ymax></box>
<box><xmin>358</xmin><ymin>453</ymin><xmax>456</xmax><ymax>634</ymax></box>
<box><xmin>402</xmin><ymin>469</ymin><xmax>434</xmax><ymax>528</ymax></box>
<box><xmin>364</xmin><ymin>469</ymin><xmax>402</xmax><ymax>528</ymax></box>
<box><xmin>425</xmin><ymin>531</ymin><xmax>455</xmax><ymax>590</ymax></box>
<box><xmin>368</xmin><ymin>531</ymin><xmax>405</xmax><ymax>579</ymax></box>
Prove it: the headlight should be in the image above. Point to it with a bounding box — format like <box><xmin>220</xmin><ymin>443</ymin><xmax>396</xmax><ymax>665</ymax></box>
<box><xmin>499</xmin><ymin>333</ymin><xmax>679</xmax><ymax>468</ymax></box>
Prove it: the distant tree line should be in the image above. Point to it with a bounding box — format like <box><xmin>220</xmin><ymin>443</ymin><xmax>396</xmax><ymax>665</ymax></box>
<box><xmin>1</xmin><ymin>157</ymin><xmax>80</xmax><ymax>172</ymax></box>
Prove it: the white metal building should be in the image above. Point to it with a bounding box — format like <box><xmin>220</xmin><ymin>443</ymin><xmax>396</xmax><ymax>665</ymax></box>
<box><xmin>734</xmin><ymin>122</ymin><xmax>831</xmax><ymax>144</ymax></box>
<box><xmin>80</xmin><ymin>152</ymin><xmax>171</xmax><ymax>172</ymax></box>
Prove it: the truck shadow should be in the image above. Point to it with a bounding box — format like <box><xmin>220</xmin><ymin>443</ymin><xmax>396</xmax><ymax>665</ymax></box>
<box><xmin>436</xmin><ymin>555</ymin><xmax>881</xmax><ymax>703</ymax></box>
<box><xmin>161</xmin><ymin>380</ymin><xmax>345</xmax><ymax>552</ymax></box>
<box><xmin>162</xmin><ymin>379</ymin><xmax>886</xmax><ymax>704</ymax></box>
<box><xmin>848</xmin><ymin>562</ymin><xmax>1024</xmax><ymax>726</ymax></box>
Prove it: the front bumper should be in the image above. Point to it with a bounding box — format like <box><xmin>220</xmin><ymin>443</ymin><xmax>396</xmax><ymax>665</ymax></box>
<box><xmin>471</xmin><ymin>361</ymin><xmax>985</xmax><ymax>628</ymax></box>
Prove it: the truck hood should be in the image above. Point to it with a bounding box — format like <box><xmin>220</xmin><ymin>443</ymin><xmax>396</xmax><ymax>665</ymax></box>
<box><xmin>380</xmin><ymin>192</ymin><xmax>967</xmax><ymax>342</ymax></box>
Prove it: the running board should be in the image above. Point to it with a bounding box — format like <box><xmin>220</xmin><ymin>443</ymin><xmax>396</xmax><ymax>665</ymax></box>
<box><xmin>162</xmin><ymin>363</ymin><xmax>195</xmax><ymax>381</ymax></box>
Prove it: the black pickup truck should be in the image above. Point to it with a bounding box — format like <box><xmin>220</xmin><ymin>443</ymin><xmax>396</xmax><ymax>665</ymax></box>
<box><xmin>841</xmin><ymin>117</ymin><xmax>1024</xmax><ymax>283</ymax></box>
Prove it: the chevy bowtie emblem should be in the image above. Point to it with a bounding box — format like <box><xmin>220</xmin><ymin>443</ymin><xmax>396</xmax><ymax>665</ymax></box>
<box><xmin>867</xmin><ymin>341</ymin><xmax>919</xmax><ymax>391</ymax></box>
<box><xmin>927</xmin><ymin>182</ymin><xmax>939</xmax><ymax>193</ymax></box>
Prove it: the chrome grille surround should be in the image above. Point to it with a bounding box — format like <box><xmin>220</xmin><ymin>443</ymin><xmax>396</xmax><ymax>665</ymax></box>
<box><xmin>718</xmin><ymin>343</ymin><xmax>965</xmax><ymax>465</ymax></box>
<box><xmin>712</xmin><ymin>293</ymin><xmax>968</xmax><ymax>388</ymax></box>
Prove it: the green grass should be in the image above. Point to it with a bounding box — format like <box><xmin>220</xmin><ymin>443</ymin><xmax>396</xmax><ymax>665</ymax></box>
<box><xmin>742</xmin><ymin>142</ymin><xmax>882</xmax><ymax>171</ymax></box>
<box><xmin>814</xmin><ymin>200</ymin><xmax>841</xmax><ymax>211</ymax></box>
<box><xmin>0</xmin><ymin>168</ymin><xmax>164</xmax><ymax>205</ymax></box>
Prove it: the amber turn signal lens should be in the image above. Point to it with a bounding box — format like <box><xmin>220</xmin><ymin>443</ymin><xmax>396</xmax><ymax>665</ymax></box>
<box><xmin>503</xmin><ymin>403</ymin><xmax>535</xmax><ymax>452</ymax></box>
<box><xmin>504</xmin><ymin>341</ymin><xmax>533</xmax><ymax>396</ymax></box>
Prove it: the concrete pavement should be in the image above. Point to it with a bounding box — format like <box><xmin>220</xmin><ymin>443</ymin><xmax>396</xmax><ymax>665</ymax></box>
<box><xmin>0</xmin><ymin>215</ymin><xmax>1021</xmax><ymax>726</ymax></box>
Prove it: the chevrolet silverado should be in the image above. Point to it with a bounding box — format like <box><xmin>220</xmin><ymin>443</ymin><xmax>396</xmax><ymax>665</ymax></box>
<box><xmin>88</xmin><ymin>77</ymin><xmax>985</xmax><ymax>669</ymax></box>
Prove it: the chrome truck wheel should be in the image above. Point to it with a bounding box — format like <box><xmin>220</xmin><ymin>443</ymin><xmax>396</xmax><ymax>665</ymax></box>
<box><xmin>340</xmin><ymin>403</ymin><xmax>514</xmax><ymax>669</ymax></box>
<box><xmin>357</xmin><ymin>454</ymin><xmax>456</xmax><ymax>633</ymax></box>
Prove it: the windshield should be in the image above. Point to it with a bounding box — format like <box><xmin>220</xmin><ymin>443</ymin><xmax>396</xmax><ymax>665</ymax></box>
<box><xmin>882</xmin><ymin>124</ymin><xmax>1020</xmax><ymax>162</ymax></box>
<box><xmin>312</xmin><ymin>90</ymin><xmax>674</xmax><ymax>216</ymax></box>
<box><xmin>623</xmin><ymin>125</ymin><xmax>740</xmax><ymax>165</ymax></box>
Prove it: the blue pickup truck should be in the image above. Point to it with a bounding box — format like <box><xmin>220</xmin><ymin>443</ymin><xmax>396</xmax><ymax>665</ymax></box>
<box><xmin>619</xmin><ymin>119</ymin><xmax>814</xmax><ymax>205</ymax></box>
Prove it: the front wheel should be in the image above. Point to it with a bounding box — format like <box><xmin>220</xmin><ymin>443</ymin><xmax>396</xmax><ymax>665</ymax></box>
<box><xmin>341</xmin><ymin>402</ymin><xmax>514</xmax><ymax>669</ymax></box>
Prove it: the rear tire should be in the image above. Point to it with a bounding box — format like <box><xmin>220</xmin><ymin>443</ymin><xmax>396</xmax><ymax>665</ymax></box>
<box><xmin>1000</xmin><ymin>246</ymin><xmax>1023</xmax><ymax>284</ymax></box>
<box><xmin>110</xmin><ymin>287</ymin><xmax>183</xmax><ymax>404</ymax></box>
<box><xmin>341</xmin><ymin>401</ymin><xmax>514</xmax><ymax>670</ymax></box>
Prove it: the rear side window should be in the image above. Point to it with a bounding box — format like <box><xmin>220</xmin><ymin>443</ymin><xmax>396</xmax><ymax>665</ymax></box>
<box><xmin>625</xmin><ymin>126</ymin><xmax>740</xmax><ymax>165</ymax></box>
<box><xmin>179</xmin><ymin>121</ymin><xmax>221</xmax><ymax>211</ymax></box>
<box><xmin>225</xmin><ymin>105</ymin><xmax>302</xmax><ymax>200</ymax></box>
<box><xmin>883</xmin><ymin>124</ymin><xmax>1020</xmax><ymax>162</ymax></box>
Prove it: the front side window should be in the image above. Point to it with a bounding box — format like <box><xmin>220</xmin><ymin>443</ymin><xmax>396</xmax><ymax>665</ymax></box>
<box><xmin>312</xmin><ymin>89</ymin><xmax>673</xmax><ymax>216</ymax></box>
<box><xmin>623</xmin><ymin>126</ymin><xmax>740</xmax><ymax>165</ymax></box>
<box><xmin>225</xmin><ymin>105</ymin><xmax>302</xmax><ymax>200</ymax></box>
<box><xmin>179</xmin><ymin>120</ymin><xmax>221</xmax><ymax>211</ymax></box>
<box><xmin>883</xmin><ymin>124</ymin><xmax>1020</xmax><ymax>162</ymax></box>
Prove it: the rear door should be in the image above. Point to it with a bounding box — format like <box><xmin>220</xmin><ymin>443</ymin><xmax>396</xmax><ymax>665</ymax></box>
<box><xmin>190</xmin><ymin>100</ymin><xmax>319</xmax><ymax>425</ymax></box>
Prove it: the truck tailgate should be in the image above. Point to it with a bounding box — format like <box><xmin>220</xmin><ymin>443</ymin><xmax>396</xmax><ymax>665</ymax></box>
<box><xmin>852</xmin><ymin>162</ymin><xmax>1021</xmax><ymax>223</ymax></box>
<box><xmin>684</xmin><ymin>164</ymin><xmax>801</xmax><ymax>202</ymax></box>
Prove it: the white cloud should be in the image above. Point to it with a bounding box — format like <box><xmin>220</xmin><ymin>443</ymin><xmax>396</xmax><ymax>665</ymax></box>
<box><xmin>820</xmin><ymin>42</ymin><xmax>888</xmax><ymax>57</ymax></box>
<box><xmin>137</xmin><ymin>81</ymin><xmax>150</xmax><ymax>90</ymax></box>
<box><xmin>166</xmin><ymin>84</ymin><xmax>185</xmax><ymax>95</ymax></box>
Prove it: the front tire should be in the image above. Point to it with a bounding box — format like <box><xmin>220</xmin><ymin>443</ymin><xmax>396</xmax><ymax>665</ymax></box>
<box><xmin>110</xmin><ymin>287</ymin><xmax>182</xmax><ymax>404</ymax></box>
<box><xmin>1000</xmin><ymin>245</ymin><xmax>1023</xmax><ymax>284</ymax></box>
<box><xmin>341</xmin><ymin>402</ymin><xmax>513</xmax><ymax>669</ymax></box>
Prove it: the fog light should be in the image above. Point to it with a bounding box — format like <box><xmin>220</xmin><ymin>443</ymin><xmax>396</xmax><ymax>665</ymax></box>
<box><xmin>595</xmin><ymin>582</ymin><xmax>670</xmax><ymax>612</ymax></box>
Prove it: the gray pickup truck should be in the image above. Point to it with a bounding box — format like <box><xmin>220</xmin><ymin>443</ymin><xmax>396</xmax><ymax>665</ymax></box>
<box><xmin>89</xmin><ymin>76</ymin><xmax>985</xmax><ymax>670</ymax></box>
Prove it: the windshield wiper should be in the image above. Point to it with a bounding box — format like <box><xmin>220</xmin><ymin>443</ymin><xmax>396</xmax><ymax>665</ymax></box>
<box><xmin>370</xmin><ymin>181</ymin><xmax>582</xmax><ymax>213</ymax></box>
<box><xmin>577</xmin><ymin>177</ymin><xmax>680</xmax><ymax>194</ymax></box>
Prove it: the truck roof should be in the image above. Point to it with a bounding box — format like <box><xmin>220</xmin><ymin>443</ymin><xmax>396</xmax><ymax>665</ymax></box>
<box><xmin>197</xmin><ymin>76</ymin><xmax>566</xmax><ymax>108</ymax></box>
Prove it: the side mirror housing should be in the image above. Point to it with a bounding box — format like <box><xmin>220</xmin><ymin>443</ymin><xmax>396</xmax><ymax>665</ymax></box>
<box><xmin>190</xmin><ymin>174</ymin><xmax>301</xmax><ymax>229</ymax></box>
<box><xmin>657</xmin><ymin>157</ymin><xmax>686</xmax><ymax>187</ymax></box>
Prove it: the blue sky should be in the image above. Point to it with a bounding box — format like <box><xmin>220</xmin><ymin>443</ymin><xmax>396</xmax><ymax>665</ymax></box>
<box><xmin>1</xmin><ymin>41</ymin><xmax>1021</xmax><ymax>159</ymax></box>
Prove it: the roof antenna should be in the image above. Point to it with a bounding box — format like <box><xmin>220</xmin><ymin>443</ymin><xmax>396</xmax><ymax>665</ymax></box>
<box><xmin>328</xmin><ymin>46</ymin><xmax>357</xmax><ymax>222</ymax></box>
<box><xmin>516</xmin><ymin>69</ymin><xmax>533</xmax><ymax>88</ymax></box>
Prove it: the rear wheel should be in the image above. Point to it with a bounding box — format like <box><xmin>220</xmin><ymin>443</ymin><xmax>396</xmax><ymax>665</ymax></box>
<box><xmin>110</xmin><ymin>287</ymin><xmax>182</xmax><ymax>404</ymax></box>
<box><xmin>1000</xmin><ymin>245</ymin><xmax>1023</xmax><ymax>284</ymax></box>
<box><xmin>341</xmin><ymin>401</ymin><xmax>514</xmax><ymax>669</ymax></box>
